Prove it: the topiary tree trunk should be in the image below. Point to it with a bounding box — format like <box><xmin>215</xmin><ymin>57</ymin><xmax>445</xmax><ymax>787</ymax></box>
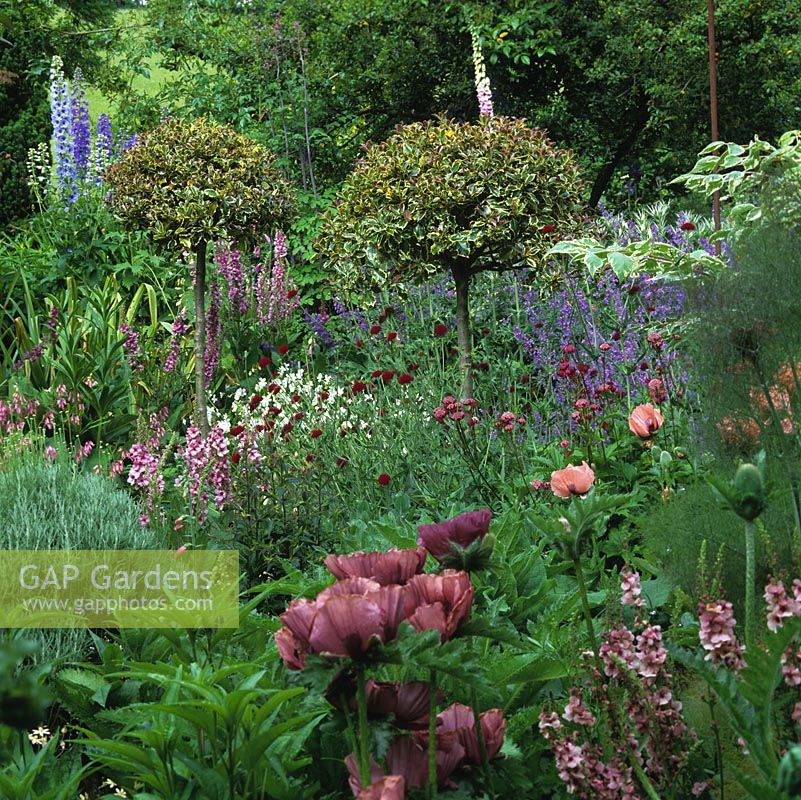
<box><xmin>451</xmin><ymin>263</ymin><xmax>474</xmax><ymax>400</ymax></box>
<box><xmin>193</xmin><ymin>240</ymin><xmax>210</xmax><ymax>436</ymax></box>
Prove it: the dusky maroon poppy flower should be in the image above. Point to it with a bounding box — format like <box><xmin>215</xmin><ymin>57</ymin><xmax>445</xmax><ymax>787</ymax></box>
<box><xmin>277</xmin><ymin>344</ymin><xmax>289</xmax><ymax>355</ymax></box>
<box><xmin>325</xmin><ymin>548</ymin><xmax>426</xmax><ymax>586</ymax></box>
<box><xmin>308</xmin><ymin>595</ymin><xmax>387</xmax><ymax>659</ymax></box>
<box><xmin>417</xmin><ymin>509</ymin><xmax>492</xmax><ymax>560</ymax></box>
<box><xmin>434</xmin><ymin>323</ymin><xmax>448</xmax><ymax>337</ymax></box>
<box><xmin>386</xmin><ymin>733</ymin><xmax>465</xmax><ymax>789</ymax></box>
<box><xmin>370</xmin><ymin>324</ymin><xmax>382</xmax><ymax>335</ymax></box>
<box><xmin>550</xmin><ymin>462</ymin><xmax>595</xmax><ymax>498</ymax></box>
<box><xmin>405</xmin><ymin>571</ymin><xmax>474</xmax><ymax>641</ymax></box>
<box><xmin>366</xmin><ymin>680</ymin><xmax>436</xmax><ymax>728</ymax></box>
<box><xmin>377</xmin><ymin>473</ymin><xmax>391</xmax><ymax>486</ymax></box>
<box><xmin>628</xmin><ymin>403</ymin><xmax>664</xmax><ymax>438</ymax></box>
<box><xmin>345</xmin><ymin>754</ymin><xmax>384</xmax><ymax>797</ymax></box>
<box><xmin>357</xmin><ymin>775</ymin><xmax>405</xmax><ymax>800</ymax></box>
<box><xmin>434</xmin><ymin>703</ymin><xmax>506</xmax><ymax>765</ymax></box>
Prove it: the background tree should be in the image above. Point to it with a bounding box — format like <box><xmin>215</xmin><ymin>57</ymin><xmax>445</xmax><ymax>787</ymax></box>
<box><xmin>317</xmin><ymin>115</ymin><xmax>586</xmax><ymax>398</ymax></box>
<box><xmin>104</xmin><ymin>117</ymin><xmax>295</xmax><ymax>433</ymax></box>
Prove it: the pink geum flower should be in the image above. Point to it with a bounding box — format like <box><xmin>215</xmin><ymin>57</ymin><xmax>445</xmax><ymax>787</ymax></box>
<box><xmin>620</xmin><ymin>568</ymin><xmax>645</xmax><ymax>608</ymax></box>
<box><xmin>324</xmin><ymin>549</ymin><xmax>427</xmax><ymax>586</ymax></box>
<box><xmin>764</xmin><ymin>578</ymin><xmax>801</xmax><ymax>632</ymax></box>
<box><xmin>698</xmin><ymin>600</ymin><xmax>746</xmax><ymax>672</ymax></box>
<box><xmin>405</xmin><ymin>570</ymin><xmax>474</xmax><ymax>641</ymax></box>
<box><xmin>417</xmin><ymin>509</ymin><xmax>492</xmax><ymax>560</ymax></box>
<box><xmin>628</xmin><ymin>403</ymin><xmax>665</xmax><ymax>438</ymax></box>
<box><xmin>550</xmin><ymin>462</ymin><xmax>595</xmax><ymax>498</ymax></box>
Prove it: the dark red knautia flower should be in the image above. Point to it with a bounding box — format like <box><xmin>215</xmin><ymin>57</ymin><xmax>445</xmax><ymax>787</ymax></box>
<box><xmin>229</xmin><ymin>424</ymin><xmax>245</xmax><ymax>436</ymax></box>
<box><xmin>680</xmin><ymin>220</ymin><xmax>696</xmax><ymax>231</ymax></box>
<box><xmin>287</xmin><ymin>289</ymin><xmax>299</xmax><ymax>299</ymax></box>
<box><xmin>351</xmin><ymin>381</ymin><xmax>367</xmax><ymax>394</ymax></box>
<box><xmin>370</xmin><ymin>324</ymin><xmax>382</xmax><ymax>335</ymax></box>
<box><xmin>371</xmin><ymin>369</ymin><xmax>383</xmax><ymax>379</ymax></box>
<box><xmin>325</xmin><ymin>548</ymin><xmax>427</xmax><ymax>586</ymax></box>
<box><xmin>377</xmin><ymin>473</ymin><xmax>392</xmax><ymax>486</ymax></box>
<box><xmin>231</xmin><ymin>451</ymin><xmax>241</xmax><ymax>464</ymax></box>
<box><xmin>433</xmin><ymin>323</ymin><xmax>448</xmax><ymax>337</ymax></box>
<box><xmin>539</xmin><ymin>224</ymin><xmax>556</xmax><ymax>233</ymax></box>
<box><xmin>397</xmin><ymin>373</ymin><xmax>414</xmax><ymax>385</ymax></box>
<box><xmin>311</xmin><ymin>428</ymin><xmax>323</xmax><ymax>439</ymax></box>
<box><xmin>380</xmin><ymin>370</ymin><xmax>395</xmax><ymax>383</ymax></box>
<box><xmin>387</xmin><ymin>332</ymin><xmax>398</xmax><ymax>342</ymax></box>
<box><xmin>258</xmin><ymin>355</ymin><xmax>271</xmax><ymax>368</ymax></box>
<box><xmin>405</xmin><ymin>570</ymin><xmax>474</xmax><ymax>641</ymax></box>
<box><xmin>277</xmin><ymin>344</ymin><xmax>290</xmax><ymax>355</ymax></box>
<box><xmin>417</xmin><ymin>509</ymin><xmax>492</xmax><ymax>560</ymax></box>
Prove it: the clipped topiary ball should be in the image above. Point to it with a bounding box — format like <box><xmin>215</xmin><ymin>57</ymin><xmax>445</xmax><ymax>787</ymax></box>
<box><xmin>104</xmin><ymin>116</ymin><xmax>295</xmax><ymax>249</ymax></box>
<box><xmin>318</xmin><ymin>115</ymin><xmax>586</xmax><ymax>396</ymax></box>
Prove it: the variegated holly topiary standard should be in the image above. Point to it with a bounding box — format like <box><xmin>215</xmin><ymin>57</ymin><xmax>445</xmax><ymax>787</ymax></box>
<box><xmin>104</xmin><ymin>117</ymin><xmax>295</xmax><ymax>433</ymax></box>
<box><xmin>317</xmin><ymin>115</ymin><xmax>586</xmax><ymax>398</ymax></box>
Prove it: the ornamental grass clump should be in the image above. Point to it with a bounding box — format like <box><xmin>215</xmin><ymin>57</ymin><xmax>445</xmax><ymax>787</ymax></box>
<box><xmin>317</xmin><ymin>115</ymin><xmax>586</xmax><ymax>398</ymax></box>
<box><xmin>104</xmin><ymin>117</ymin><xmax>295</xmax><ymax>433</ymax></box>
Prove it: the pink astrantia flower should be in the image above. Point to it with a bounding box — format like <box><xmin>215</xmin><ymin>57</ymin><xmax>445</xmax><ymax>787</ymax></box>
<box><xmin>417</xmin><ymin>509</ymin><xmax>492</xmax><ymax>559</ymax></box>
<box><xmin>550</xmin><ymin>462</ymin><xmax>595</xmax><ymax>498</ymax></box>
<box><xmin>324</xmin><ymin>549</ymin><xmax>427</xmax><ymax>586</ymax></box>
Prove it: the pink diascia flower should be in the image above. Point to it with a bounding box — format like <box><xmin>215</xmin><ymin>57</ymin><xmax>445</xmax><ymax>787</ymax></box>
<box><xmin>550</xmin><ymin>462</ymin><xmax>595</xmax><ymax>498</ymax></box>
<box><xmin>628</xmin><ymin>403</ymin><xmax>664</xmax><ymax>438</ymax></box>
<box><xmin>417</xmin><ymin>508</ymin><xmax>492</xmax><ymax>559</ymax></box>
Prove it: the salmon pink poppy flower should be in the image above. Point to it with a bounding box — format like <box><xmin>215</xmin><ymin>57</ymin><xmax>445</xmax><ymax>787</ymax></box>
<box><xmin>550</xmin><ymin>462</ymin><xmax>595</xmax><ymax>498</ymax></box>
<box><xmin>628</xmin><ymin>403</ymin><xmax>665</xmax><ymax>438</ymax></box>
